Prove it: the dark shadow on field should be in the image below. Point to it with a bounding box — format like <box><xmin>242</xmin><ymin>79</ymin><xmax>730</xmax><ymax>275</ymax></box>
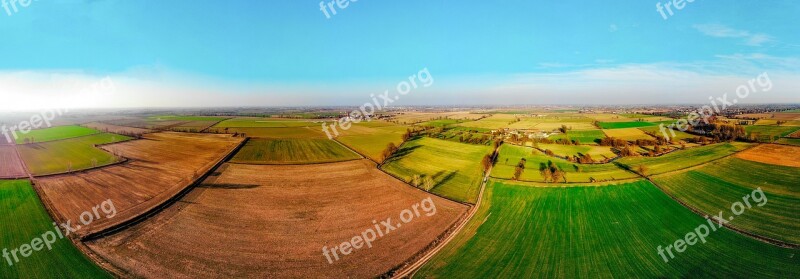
<box><xmin>19</xmin><ymin>143</ymin><xmax>46</xmax><ymax>150</ymax></box>
<box><xmin>383</xmin><ymin>144</ymin><xmax>422</xmax><ymax>164</ymax></box>
<box><xmin>433</xmin><ymin>171</ymin><xmax>458</xmax><ymax>189</ymax></box>
<box><xmin>197</xmin><ymin>183</ymin><xmax>260</xmax><ymax>189</ymax></box>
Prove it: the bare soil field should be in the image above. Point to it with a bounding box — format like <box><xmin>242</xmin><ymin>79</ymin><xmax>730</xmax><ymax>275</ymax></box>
<box><xmin>34</xmin><ymin>132</ymin><xmax>243</xmax><ymax>237</ymax></box>
<box><xmin>87</xmin><ymin>160</ymin><xmax>468</xmax><ymax>278</ymax></box>
<box><xmin>0</xmin><ymin>145</ymin><xmax>27</xmax><ymax>178</ymax></box>
<box><xmin>735</xmin><ymin>144</ymin><xmax>800</xmax><ymax>167</ymax></box>
<box><xmin>84</xmin><ymin>122</ymin><xmax>152</xmax><ymax>135</ymax></box>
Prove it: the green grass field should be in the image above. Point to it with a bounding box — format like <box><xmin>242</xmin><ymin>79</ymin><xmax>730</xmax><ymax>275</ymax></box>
<box><xmin>616</xmin><ymin>142</ymin><xmax>754</xmax><ymax>176</ymax></box>
<box><xmin>597</xmin><ymin>121</ymin><xmax>656</xmax><ymax>129</ymax></box>
<box><xmin>0</xmin><ymin>180</ymin><xmax>110</xmax><ymax>278</ymax></box>
<box><xmin>653</xmin><ymin>157</ymin><xmax>800</xmax><ymax>244</ymax></box>
<box><xmin>209</xmin><ymin>126</ymin><xmax>327</xmax><ymax>138</ymax></box>
<box><xmin>535</xmin><ymin>143</ymin><xmax>617</xmax><ymax>159</ymax></box>
<box><xmin>776</xmin><ymin>138</ymin><xmax>800</xmax><ymax>146</ymax></box>
<box><xmin>548</xmin><ymin>129</ymin><xmax>606</xmax><ymax>144</ymax></box>
<box><xmin>214</xmin><ymin>117</ymin><xmax>320</xmax><ymax>128</ymax></box>
<box><xmin>421</xmin><ymin>119</ymin><xmax>465</xmax><ymax>127</ymax></box>
<box><xmin>494</xmin><ymin>144</ymin><xmax>637</xmax><ymax>183</ymax></box>
<box><xmin>336</xmin><ymin>123</ymin><xmax>409</xmax><ymax>161</ymax></box>
<box><xmin>14</xmin><ymin>126</ymin><xmax>99</xmax><ymax>144</ymax></box>
<box><xmin>17</xmin><ymin>133</ymin><xmax>131</xmax><ymax>176</ymax></box>
<box><xmin>147</xmin><ymin>115</ymin><xmax>229</xmax><ymax>121</ymax></box>
<box><xmin>230</xmin><ymin>138</ymin><xmax>360</xmax><ymax>164</ymax></box>
<box><xmin>745</xmin><ymin>125</ymin><xmax>800</xmax><ymax>140</ymax></box>
<box><xmin>639</xmin><ymin>126</ymin><xmax>699</xmax><ymax>141</ymax></box>
<box><xmin>456</xmin><ymin>114</ymin><xmax>518</xmax><ymax>130</ymax></box>
<box><xmin>382</xmin><ymin>137</ymin><xmax>491</xmax><ymax>203</ymax></box>
<box><xmin>416</xmin><ymin>180</ymin><xmax>800</xmax><ymax>278</ymax></box>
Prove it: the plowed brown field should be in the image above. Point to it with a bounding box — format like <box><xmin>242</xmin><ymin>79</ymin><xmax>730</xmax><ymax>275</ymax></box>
<box><xmin>84</xmin><ymin>122</ymin><xmax>152</xmax><ymax>135</ymax></box>
<box><xmin>87</xmin><ymin>160</ymin><xmax>468</xmax><ymax>278</ymax></box>
<box><xmin>34</xmin><ymin>132</ymin><xmax>244</xmax><ymax>237</ymax></box>
<box><xmin>735</xmin><ymin>144</ymin><xmax>800</xmax><ymax>167</ymax></box>
<box><xmin>0</xmin><ymin>145</ymin><xmax>26</xmax><ymax>178</ymax></box>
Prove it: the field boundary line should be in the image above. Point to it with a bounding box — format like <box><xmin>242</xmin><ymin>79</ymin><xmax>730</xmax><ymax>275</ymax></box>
<box><xmin>646</xmin><ymin>177</ymin><xmax>800</xmax><ymax>249</ymax></box>
<box><xmin>618</xmin><ymin>143</ymin><xmax>800</xmax><ymax>249</ymax></box>
<box><xmin>488</xmin><ymin>176</ymin><xmax>642</xmax><ymax>187</ymax></box>
<box><xmin>331</xmin><ymin>137</ymin><xmax>374</xmax><ymax>163</ymax></box>
<box><xmin>81</xmin><ymin>136</ymin><xmax>248</xmax><ymax>241</ymax></box>
<box><xmin>199</xmin><ymin>117</ymin><xmax>233</xmax><ymax>132</ymax></box>
<box><xmin>389</xmin><ymin>144</ymin><xmax>500</xmax><ymax>278</ymax></box>
<box><xmin>644</xmin><ymin>142</ymin><xmax>759</xmax><ymax>178</ymax></box>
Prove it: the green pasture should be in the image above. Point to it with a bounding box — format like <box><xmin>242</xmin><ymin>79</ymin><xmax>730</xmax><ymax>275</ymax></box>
<box><xmin>17</xmin><ymin>133</ymin><xmax>131</xmax><ymax>176</ymax></box>
<box><xmin>616</xmin><ymin>142</ymin><xmax>754</xmax><ymax>176</ymax></box>
<box><xmin>14</xmin><ymin>126</ymin><xmax>99</xmax><ymax>144</ymax></box>
<box><xmin>493</xmin><ymin>144</ymin><xmax>637</xmax><ymax>183</ymax></box>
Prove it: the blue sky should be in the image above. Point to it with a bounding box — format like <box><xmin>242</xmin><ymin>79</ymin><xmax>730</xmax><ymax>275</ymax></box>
<box><xmin>1</xmin><ymin>0</ymin><xmax>798</xmax><ymax>109</ymax></box>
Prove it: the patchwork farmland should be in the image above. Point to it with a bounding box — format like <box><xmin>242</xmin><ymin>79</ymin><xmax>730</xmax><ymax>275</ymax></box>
<box><xmin>2</xmin><ymin>108</ymin><xmax>799</xmax><ymax>279</ymax></box>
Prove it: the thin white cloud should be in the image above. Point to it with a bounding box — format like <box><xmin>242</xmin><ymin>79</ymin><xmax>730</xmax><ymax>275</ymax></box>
<box><xmin>693</xmin><ymin>24</ymin><xmax>773</xmax><ymax>46</ymax></box>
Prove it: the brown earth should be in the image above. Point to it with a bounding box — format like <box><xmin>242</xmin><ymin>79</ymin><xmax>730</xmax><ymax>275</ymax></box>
<box><xmin>87</xmin><ymin>160</ymin><xmax>468</xmax><ymax>278</ymax></box>
<box><xmin>84</xmin><ymin>122</ymin><xmax>152</xmax><ymax>135</ymax></box>
<box><xmin>34</xmin><ymin>132</ymin><xmax>243</xmax><ymax>237</ymax></box>
<box><xmin>735</xmin><ymin>144</ymin><xmax>800</xmax><ymax>167</ymax></box>
<box><xmin>0</xmin><ymin>145</ymin><xmax>27</xmax><ymax>178</ymax></box>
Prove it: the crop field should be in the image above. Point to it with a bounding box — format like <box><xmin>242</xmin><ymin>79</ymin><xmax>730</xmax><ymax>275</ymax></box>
<box><xmin>336</xmin><ymin>122</ymin><xmax>409</xmax><ymax>161</ymax></box>
<box><xmin>456</xmin><ymin>114</ymin><xmax>519</xmax><ymax>130</ymax></box>
<box><xmin>421</xmin><ymin>119</ymin><xmax>466</xmax><ymax>127</ymax></box>
<box><xmin>208</xmin><ymin>126</ymin><xmax>328</xmax><ymax>138</ymax></box>
<box><xmin>214</xmin><ymin>117</ymin><xmax>322</xmax><ymax>128</ymax></box>
<box><xmin>382</xmin><ymin>137</ymin><xmax>491</xmax><ymax>203</ymax></box>
<box><xmin>83</xmin><ymin>122</ymin><xmax>152</xmax><ymax>135</ymax></box>
<box><xmin>734</xmin><ymin>144</ymin><xmax>800</xmax><ymax>167</ymax></box>
<box><xmin>548</xmin><ymin>129</ymin><xmax>606</xmax><ymax>144</ymax></box>
<box><xmin>745</xmin><ymin>125</ymin><xmax>800</xmax><ymax>140</ymax></box>
<box><xmin>770</xmin><ymin>112</ymin><xmax>800</xmax><ymax>120</ymax></box>
<box><xmin>597</xmin><ymin>121</ymin><xmax>656</xmax><ymax>129</ymax></box>
<box><xmin>506</xmin><ymin>116</ymin><xmax>596</xmax><ymax>131</ymax></box>
<box><xmin>416</xmin><ymin>180</ymin><xmax>800</xmax><ymax>278</ymax></box>
<box><xmin>493</xmin><ymin>145</ymin><xmax>637</xmax><ymax>183</ymax></box>
<box><xmin>390</xmin><ymin>111</ymin><xmax>486</xmax><ymax>124</ymax></box>
<box><xmin>230</xmin><ymin>138</ymin><xmax>360</xmax><ymax>164</ymax></box>
<box><xmin>17</xmin><ymin>133</ymin><xmax>131</xmax><ymax>176</ymax></box>
<box><xmin>87</xmin><ymin>160</ymin><xmax>468</xmax><ymax>278</ymax></box>
<box><xmin>616</xmin><ymin>142</ymin><xmax>754</xmax><ymax>176</ymax></box>
<box><xmin>14</xmin><ymin>125</ymin><xmax>99</xmax><ymax>144</ymax></box>
<box><xmin>585</xmin><ymin>113</ymin><xmax>634</xmax><ymax>122</ymax></box>
<box><xmin>653</xmin><ymin>157</ymin><xmax>800</xmax><ymax>244</ymax></box>
<box><xmin>639</xmin><ymin>126</ymin><xmax>700</xmax><ymax>141</ymax></box>
<box><xmin>776</xmin><ymin>137</ymin><xmax>800</xmax><ymax>146</ymax></box>
<box><xmin>0</xmin><ymin>180</ymin><xmax>110</xmax><ymax>278</ymax></box>
<box><xmin>602</xmin><ymin>128</ymin><xmax>655</xmax><ymax>141</ymax></box>
<box><xmin>535</xmin><ymin>143</ymin><xmax>617</xmax><ymax>160</ymax></box>
<box><xmin>0</xmin><ymin>145</ymin><xmax>26</xmax><ymax>178</ymax></box>
<box><xmin>34</xmin><ymin>132</ymin><xmax>243</xmax><ymax>238</ymax></box>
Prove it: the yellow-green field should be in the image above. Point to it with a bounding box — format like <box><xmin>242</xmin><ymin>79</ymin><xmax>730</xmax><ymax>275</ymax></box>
<box><xmin>382</xmin><ymin>137</ymin><xmax>491</xmax><ymax>203</ymax></box>
<box><xmin>17</xmin><ymin>133</ymin><xmax>131</xmax><ymax>176</ymax></box>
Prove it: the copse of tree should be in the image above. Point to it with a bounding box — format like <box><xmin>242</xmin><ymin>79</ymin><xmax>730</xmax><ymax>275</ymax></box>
<box><xmin>481</xmin><ymin>153</ymin><xmax>495</xmax><ymax>172</ymax></box>
<box><xmin>539</xmin><ymin>161</ymin><xmax>566</xmax><ymax>183</ymax></box>
<box><xmin>512</xmin><ymin>158</ymin><xmax>527</xmax><ymax>180</ymax></box>
<box><xmin>381</xmin><ymin>142</ymin><xmax>399</xmax><ymax>162</ymax></box>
